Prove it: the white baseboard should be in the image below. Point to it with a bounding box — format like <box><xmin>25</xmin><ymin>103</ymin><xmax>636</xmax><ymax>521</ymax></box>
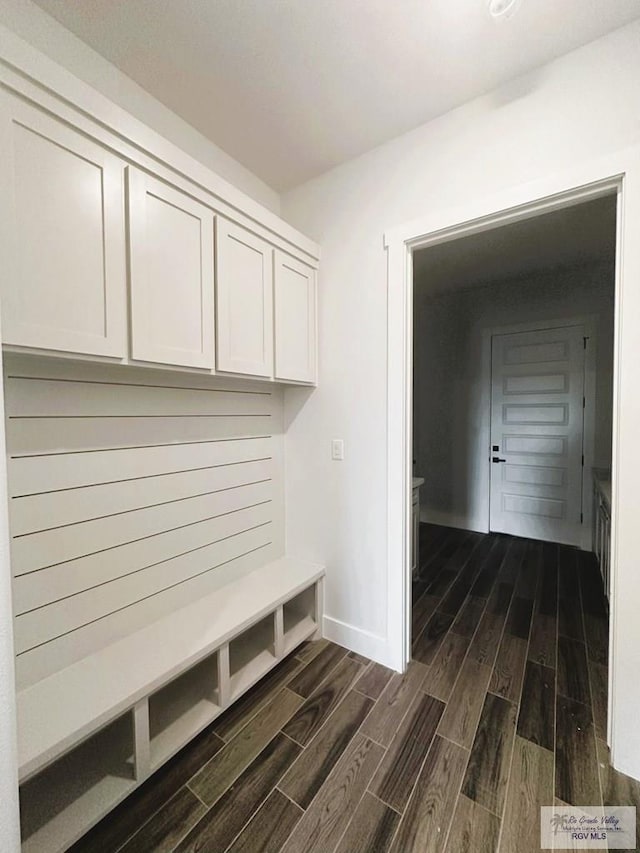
<box><xmin>322</xmin><ymin>616</ymin><xmax>400</xmax><ymax>671</ymax></box>
<box><xmin>420</xmin><ymin>508</ymin><xmax>488</xmax><ymax>534</ymax></box>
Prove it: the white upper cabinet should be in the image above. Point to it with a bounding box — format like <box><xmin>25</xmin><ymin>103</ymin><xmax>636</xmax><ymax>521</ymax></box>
<box><xmin>274</xmin><ymin>252</ymin><xmax>317</xmax><ymax>384</ymax></box>
<box><xmin>127</xmin><ymin>168</ymin><xmax>215</xmax><ymax>369</ymax></box>
<box><xmin>216</xmin><ymin>219</ymin><xmax>273</xmax><ymax>378</ymax></box>
<box><xmin>0</xmin><ymin>97</ymin><xmax>127</xmax><ymax>357</ymax></box>
<box><xmin>0</xmin><ymin>81</ymin><xmax>319</xmax><ymax>384</ymax></box>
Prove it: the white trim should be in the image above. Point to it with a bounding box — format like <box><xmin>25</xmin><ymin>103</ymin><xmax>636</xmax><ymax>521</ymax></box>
<box><xmin>420</xmin><ymin>508</ymin><xmax>487</xmax><ymax>532</ymax></box>
<box><xmin>322</xmin><ymin>616</ymin><xmax>392</xmax><ymax>666</ymax></box>
<box><xmin>385</xmin><ymin>145</ymin><xmax>640</xmax><ymax>779</ymax></box>
<box><xmin>608</xmin><ymin>172</ymin><xmax>625</xmax><ymax>763</ymax></box>
<box><xmin>384</xmin><ymin>163</ymin><xmax>623</xmax><ymax>251</ymax></box>
<box><xmin>0</xmin><ymin>315</ymin><xmax>20</xmax><ymax>851</ymax></box>
<box><xmin>386</xmin><ymin>239</ymin><xmax>414</xmax><ymax>672</ymax></box>
<box><xmin>480</xmin><ymin>315</ymin><xmax>597</xmax><ymax>549</ymax></box>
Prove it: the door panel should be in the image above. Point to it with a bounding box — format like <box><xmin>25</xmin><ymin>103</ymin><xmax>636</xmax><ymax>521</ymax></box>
<box><xmin>501</xmin><ymin>493</ymin><xmax>565</xmax><ymax>518</ymax></box>
<box><xmin>503</xmin><ymin>434</ymin><xmax>567</xmax><ymax>455</ymax></box>
<box><xmin>503</xmin><ymin>373</ymin><xmax>568</xmax><ymax>394</ymax></box>
<box><xmin>502</xmin><ymin>404</ymin><xmax>569</xmax><ymax>424</ymax></box>
<box><xmin>504</xmin><ymin>340</ymin><xmax>569</xmax><ymax>364</ymax></box>
<box><xmin>490</xmin><ymin>325</ymin><xmax>585</xmax><ymax>545</ymax></box>
<box><xmin>503</xmin><ymin>464</ymin><xmax>565</xmax><ymax>487</ymax></box>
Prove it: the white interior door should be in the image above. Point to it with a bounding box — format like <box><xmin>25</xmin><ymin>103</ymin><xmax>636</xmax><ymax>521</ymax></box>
<box><xmin>490</xmin><ymin>325</ymin><xmax>585</xmax><ymax>546</ymax></box>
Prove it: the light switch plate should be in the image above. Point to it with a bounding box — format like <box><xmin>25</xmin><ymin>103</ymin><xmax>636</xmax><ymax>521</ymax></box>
<box><xmin>331</xmin><ymin>439</ymin><xmax>344</xmax><ymax>460</ymax></box>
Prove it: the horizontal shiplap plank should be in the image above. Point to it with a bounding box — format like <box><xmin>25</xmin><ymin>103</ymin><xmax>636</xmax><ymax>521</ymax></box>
<box><xmin>12</xmin><ymin>480</ymin><xmax>274</xmax><ymax>575</ymax></box>
<box><xmin>10</xmin><ymin>436</ymin><xmax>273</xmax><ymax>496</ymax></box>
<box><xmin>16</xmin><ymin>540</ymin><xmax>278</xmax><ymax>689</ymax></box>
<box><xmin>15</xmin><ymin>509</ymin><xmax>275</xmax><ymax>652</ymax></box>
<box><xmin>4</xmin><ymin>354</ymin><xmax>273</xmax><ymax>395</ymax></box>
<box><xmin>6</xmin><ymin>415</ymin><xmax>276</xmax><ymax>456</ymax></box>
<box><xmin>14</xmin><ymin>501</ymin><xmax>274</xmax><ymax>614</ymax></box>
<box><xmin>11</xmin><ymin>458</ymin><xmax>273</xmax><ymax>536</ymax></box>
<box><xmin>5</xmin><ymin>377</ymin><xmax>274</xmax><ymax>417</ymax></box>
<box><xmin>5</xmin><ymin>357</ymin><xmax>285</xmax><ymax>692</ymax></box>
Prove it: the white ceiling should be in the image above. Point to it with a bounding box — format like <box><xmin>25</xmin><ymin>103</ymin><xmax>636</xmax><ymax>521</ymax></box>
<box><xmin>413</xmin><ymin>195</ymin><xmax>617</xmax><ymax>295</ymax></box>
<box><xmin>32</xmin><ymin>0</ymin><xmax>640</xmax><ymax>191</ymax></box>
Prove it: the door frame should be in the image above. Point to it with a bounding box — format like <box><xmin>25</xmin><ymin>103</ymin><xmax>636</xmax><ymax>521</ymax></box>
<box><xmin>384</xmin><ymin>144</ymin><xmax>640</xmax><ymax>777</ymax></box>
<box><xmin>483</xmin><ymin>316</ymin><xmax>597</xmax><ymax>550</ymax></box>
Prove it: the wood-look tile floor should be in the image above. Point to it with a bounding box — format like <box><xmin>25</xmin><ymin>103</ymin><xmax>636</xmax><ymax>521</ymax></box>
<box><xmin>68</xmin><ymin>525</ymin><xmax>640</xmax><ymax>853</ymax></box>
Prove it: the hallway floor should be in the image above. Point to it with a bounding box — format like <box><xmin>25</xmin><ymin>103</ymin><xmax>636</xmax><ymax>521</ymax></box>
<box><xmin>68</xmin><ymin>526</ymin><xmax>639</xmax><ymax>853</ymax></box>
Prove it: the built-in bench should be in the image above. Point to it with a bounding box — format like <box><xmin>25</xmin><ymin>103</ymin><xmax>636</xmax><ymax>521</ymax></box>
<box><xmin>17</xmin><ymin>556</ymin><xmax>324</xmax><ymax>853</ymax></box>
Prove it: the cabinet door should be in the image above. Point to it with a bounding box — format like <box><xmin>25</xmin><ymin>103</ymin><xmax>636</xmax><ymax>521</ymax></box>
<box><xmin>216</xmin><ymin>219</ymin><xmax>273</xmax><ymax>377</ymax></box>
<box><xmin>127</xmin><ymin>168</ymin><xmax>215</xmax><ymax>369</ymax></box>
<box><xmin>274</xmin><ymin>252</ymin><xmax>316</xmax><ymax>384</ymax></box>
<box><xmin>0</xmin><ymin>97</ymin><xmax>127</xmax><ymax>357</ymax></box>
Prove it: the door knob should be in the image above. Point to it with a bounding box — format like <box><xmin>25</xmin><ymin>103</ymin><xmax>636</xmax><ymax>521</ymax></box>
<box><xmin>492</xmin><ymin>456</ymin><xmax>506</xmax><ymax>463</ymax></box>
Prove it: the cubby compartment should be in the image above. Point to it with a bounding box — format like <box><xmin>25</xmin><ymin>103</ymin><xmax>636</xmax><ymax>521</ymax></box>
<box><xmin>229</xmin><ymin>614</ymin><xmax>276</xmax><ymax>699</ymax></box>
<box><xmin>19</xmin><ymin>713</ymin><xmax>135</xmax><ymax>853</ymax></box>
<box><xmin>283</xmin><ymin>585</ymin><xmax>318</xmax><ymax>654</ymax></box>
<box><xmin>149</xmin><ymin>652</ymin><xmax>221</xmax><ymax>769</ymax></box>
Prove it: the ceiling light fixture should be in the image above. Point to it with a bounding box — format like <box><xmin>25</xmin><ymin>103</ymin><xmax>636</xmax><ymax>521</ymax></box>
<box><xmin>487</xmin><ymin>0</ymin><xmax>523</xmax><ymax>20</ymax></box>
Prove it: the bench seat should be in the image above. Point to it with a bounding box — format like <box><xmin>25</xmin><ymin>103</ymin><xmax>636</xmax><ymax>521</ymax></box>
<box><xmin>18</xmin><ymin>556</ymin><xmax>324</xmax><ymax>852</ymax></box>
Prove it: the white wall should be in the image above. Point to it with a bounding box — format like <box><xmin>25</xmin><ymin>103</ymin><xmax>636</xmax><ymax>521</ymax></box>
<box><xmin>0</xmin><ymin>0</ymin><xmax>280</xmax><ymax>214</ymax></box>
<box><xmin>281</xmin><ymin>23</ymin><xmax>639</xmax><ymax>664</ymax></box>
<box><xmin>413</xmin><ymin>262</ymin><xmax>615</xmax><ymax>531</ymax></box>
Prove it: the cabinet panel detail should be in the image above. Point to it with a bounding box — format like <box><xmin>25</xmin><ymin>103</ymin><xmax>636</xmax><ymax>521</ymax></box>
<box><xmin>128</xmin><ymin>168</ymin><xmax>215</xmax><ymax>369</ymax></box>
<box><xmin>216</xmin><ymin>219</ymin><xmax>273</xmax><ymax>378</ymax></box>
<box><xmin>274</xmin><ymin>252</ymin><xmax>316</xmax><ymax>384</ymax></box>
<box><xmin>0</xmin><ymin>98</ymin><xmax>127</xmax><ymax>357</ymax></box>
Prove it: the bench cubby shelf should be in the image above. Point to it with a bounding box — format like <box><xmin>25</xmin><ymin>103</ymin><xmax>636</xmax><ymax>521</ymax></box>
<box><xmin>283</xmin><ymin>585</ymin><xmax>318</xmax><ymax>656</ymax></box>
<box><xmin>229</xmin><ymin>614</ymin><xmax>277</xmax><ymax>700</ymax></box>
<box><xmin>148</xmin><ymin>650</ymin><xmax>222</xmax><ymax>771</ymax></box>
<box><xmin>18</xmin><ymin>557</ymin><xmax>324</xmax><ymax>853</ymax></box>
<box><xmin>20</xmin><ymin>714</ymin><xmax>136</xmax><ymax>853</ymax></box>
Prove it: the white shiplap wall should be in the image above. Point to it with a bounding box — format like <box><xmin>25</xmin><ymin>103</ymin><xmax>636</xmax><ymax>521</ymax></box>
<box><xmin>4</xmin><ymin>356</ymin><xmax>284</xmax><ymax>689</ymax></box>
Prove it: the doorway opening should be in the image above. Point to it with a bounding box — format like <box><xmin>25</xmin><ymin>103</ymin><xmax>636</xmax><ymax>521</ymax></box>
<box><xmin>405</xmin><ymin>191</ymin><xmax>621</xmax><ymax>811</ymax></box>
<box><xmin>411</xmin><ymin>196</ymin><xmax>615</xmax><ymax>553</ymax></box>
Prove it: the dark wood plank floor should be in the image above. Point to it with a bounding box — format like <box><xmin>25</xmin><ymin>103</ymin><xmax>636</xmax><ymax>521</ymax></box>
<box><xmin>67</xmin><ymin>524</ymin><xmax>640</xmax><ymax>853</ymax></box>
